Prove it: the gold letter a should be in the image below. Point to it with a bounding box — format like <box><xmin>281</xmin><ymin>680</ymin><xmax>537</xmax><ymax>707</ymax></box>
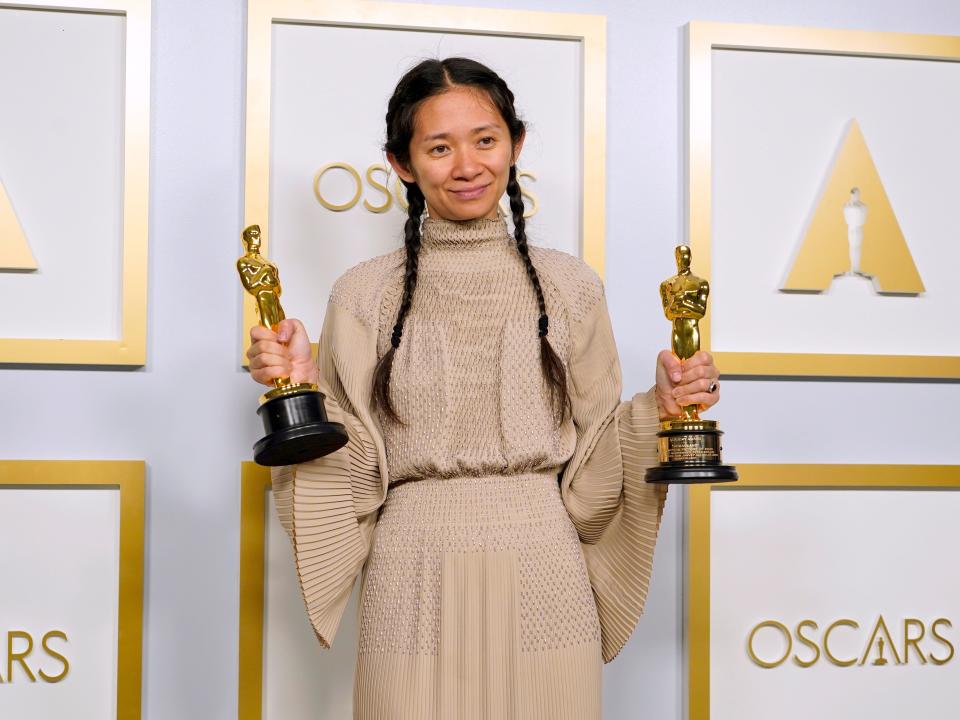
<box><xmin>781</xmin><ymin>120</ymin><xmax>923</xmax><ymax>294</ymax></box>
<box><xmin>0</xmin><ymin>177</ymin><xmax>37</xmax><ymax>271</ymax></box>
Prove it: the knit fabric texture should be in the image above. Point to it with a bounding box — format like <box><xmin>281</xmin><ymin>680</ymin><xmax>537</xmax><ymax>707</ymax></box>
<box><xmin>272</xmin><ymin>215</ymin><xmax>668</xmax><ymax>719</ymax></box>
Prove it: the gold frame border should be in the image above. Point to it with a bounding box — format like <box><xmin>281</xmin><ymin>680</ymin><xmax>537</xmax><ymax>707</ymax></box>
<box><xmin>688</xmin><ymin>464</ymin><xmax>960</xmax><ymax>720</ymax></box>
<box><xmin>687</xmin><ymin>21</ymin><xmax>960</xmax><ymax>379</ymax></box>
<box><xmin>0</xmin><ymin>460</ymin><xmax>146</xmax><ymax>719</ymax></box>
<box><xmin>0</xmin><ymin>0</ymin><xmax>150</xmax><ymax>366</ymax></box>
<box><xmin>238</xmin><ymin>462</ymin><xmax>271</xmax><ymax>720</ymax></box>
<box><xmin>243</xmin><ymin>0</ymin><xmax>607</xmax><ymax>357</ymax></box>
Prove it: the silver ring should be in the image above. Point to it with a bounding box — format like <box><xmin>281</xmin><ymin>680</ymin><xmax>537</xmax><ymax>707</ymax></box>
<box><xmin>708</xmin><ymin>381</ymin><xmax>718</xmax><ymax>394</ymax></box>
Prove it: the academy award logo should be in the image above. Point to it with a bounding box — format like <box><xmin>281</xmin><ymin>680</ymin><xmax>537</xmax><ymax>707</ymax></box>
<box><xmin>781</xmin><ymin>120</ymin><xmax>924</xmax><ymax>295</ymax></box>
<box><xmin>0</xmin><ymin>176</ymin><xmax>36</xmax><ymax>271</ymax></box>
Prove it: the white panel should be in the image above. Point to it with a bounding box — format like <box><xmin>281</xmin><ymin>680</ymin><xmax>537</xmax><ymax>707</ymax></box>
<box><xmin>5</xmin><ymin>3</ymin><xmax>960</xmax><ymax>720</ymax></box>
<box><xmin>268</xmin><ymin>23</ymin><xmax>582</xmax><ymax>338</ymax></box>
<box><xmin>0</xmin><ymin>8</ymin><xmax>125</xmax><ymax>340</ymax></box>
<box><xmin>0</xmin><ymin>488</ymin><xmax>120</xmax><ymax>718</ymax></box>
<box><xmin>711</xmin><ymin>487</ymin><xmax>960</xmax><ymax>719</ymax></box>
<box><xmin>711</xmin><ymin>49</ymin><xmax>960</xmax><ymax>356</ymax></box>
<box><xmin>262</xmin><ymin>491</ymin><xmax>357</xmax><ymax>719</ymax></box>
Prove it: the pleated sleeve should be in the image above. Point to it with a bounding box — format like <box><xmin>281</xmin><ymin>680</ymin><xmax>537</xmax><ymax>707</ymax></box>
<box><xmin>559</xmin><ymin>290</ymin><xmax>669</xmax><ymax>663</ymax></box>
<box><xmin>270</xmin><ymin>298</ymin><xmax>389</xmax><ymax>649</ymax></box>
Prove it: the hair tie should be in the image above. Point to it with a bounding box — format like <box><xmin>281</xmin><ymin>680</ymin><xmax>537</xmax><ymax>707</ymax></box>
<box><xmin>391</xmin><ymin>324</ymin><xmax>403</xmax><ymax>348</ymax></box>
<box><xmin>538</xmin><ymin>314</ymin><xmax>549</xmax><ymax>338</ymax></box>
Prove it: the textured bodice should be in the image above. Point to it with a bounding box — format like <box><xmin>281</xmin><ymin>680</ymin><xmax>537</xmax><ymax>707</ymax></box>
<box><xmin>376</xmin><ymin>216</ymin><xmax>577</xmax><ymax>483</ymax></box>
<box><xmin>282</xmin><ymin>212</ymin><xmax>666</xmax><ymax>670</ymax></box>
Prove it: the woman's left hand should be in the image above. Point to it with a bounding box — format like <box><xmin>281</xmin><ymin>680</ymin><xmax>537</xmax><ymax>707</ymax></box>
<box><xmin>654</xmin><ymin>349</ymin><xmax>721</xmax><ymax>421</ymax></box>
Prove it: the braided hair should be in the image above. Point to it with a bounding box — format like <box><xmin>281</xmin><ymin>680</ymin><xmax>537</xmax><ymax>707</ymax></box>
<box><xmin>506</xmin><ymin>164</ymin><xmax>569</xmax><ymax>421</ymax></box>
<box><xmin>372</xmin><ymin>180</ymin><xmax>425</xmax><ymax>421</ymax></box>
<box><xmin>374</xmin><ymin>57</ymin><xmax>569</xmax><ymax>424</ymax></box>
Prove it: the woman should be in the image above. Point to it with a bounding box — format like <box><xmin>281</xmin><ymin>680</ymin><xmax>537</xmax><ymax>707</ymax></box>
<box><xmin>248</xmin><ymin>57</ymin><xmax>719</xmax><ymax>719</ymax></box>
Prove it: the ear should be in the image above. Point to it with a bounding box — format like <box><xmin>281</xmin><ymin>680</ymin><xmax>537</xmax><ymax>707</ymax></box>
<box><xmin>387</xmin><ymin>152</ymin><xmax>416</xmax><ymax>184</ymax></box>
<box><xmin>511</xmin><ymin>128</ymin><xmax>526</xmax><ymax>165</ymax></box>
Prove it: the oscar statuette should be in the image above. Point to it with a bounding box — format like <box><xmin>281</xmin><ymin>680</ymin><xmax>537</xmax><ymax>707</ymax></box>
<box><xmin>645</xmin><ymin>245</ymin><xmax>738</xmax><ymax>484</ymax></box>
<box><xmin>237</xmin><ymin>224</ymin><xmax>348</xmax><ymax>466</ymax></box>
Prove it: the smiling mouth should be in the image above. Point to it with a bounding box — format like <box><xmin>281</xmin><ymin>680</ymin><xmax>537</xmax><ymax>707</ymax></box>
<box><xmin>449</xmin><ymin>185</ymin><xmax>489</xmax><ymax>200</ymax></box>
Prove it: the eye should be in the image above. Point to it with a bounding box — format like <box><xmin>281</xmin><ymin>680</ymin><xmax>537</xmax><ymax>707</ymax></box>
<box><xmin>429</xmin><ymin>144</ymin><xmax>449</xmax><ymax>156</ymax></box>
<box><xmin>478</xmin><ymin>136</ymin><xmax>496</xmax><ymax>147</ymax></box>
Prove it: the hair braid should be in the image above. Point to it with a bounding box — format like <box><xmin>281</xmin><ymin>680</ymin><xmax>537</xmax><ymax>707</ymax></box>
<box><xmin>376</xmin><ymin>57</ymin><xmax>569</xmax><ymax>423</ymax></box>
<box><xmin>372</xmin><ymin>181</ymin><xmax>425</xmax><ymax>424</ymax></box>
<box><xmin>507</xmin><ymin>166</ymin><xmax>570</xmax><ymax>423</ymax></box>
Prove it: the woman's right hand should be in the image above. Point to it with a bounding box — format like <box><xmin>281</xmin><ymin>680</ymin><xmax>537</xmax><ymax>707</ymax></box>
<box><xmin>247</xmin><ymin>318</ymin><xmax>318</xmax><ymax>387</ymax></box>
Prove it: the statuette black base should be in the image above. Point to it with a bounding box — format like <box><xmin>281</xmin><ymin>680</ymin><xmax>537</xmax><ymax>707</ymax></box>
<box><xmin>253</xmin><ymin>389</ymin><xmax>348</xmax><ymax>467</ymax></box>
<box><xmin>645</xmin><ymin>419</ymin><xmax>738</xmax><ymax>485</ymax></box>
<box><xmin>645</xmin><ymin>464</ymin><xmax>739</xmax><ymax>484</ymax></box>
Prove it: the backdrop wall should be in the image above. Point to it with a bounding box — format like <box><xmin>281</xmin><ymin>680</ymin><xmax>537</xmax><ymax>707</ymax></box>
<box><xmin>1</xmin><ymin>0</ymin><xmax>958</xmax><ymax>718</ymax></box>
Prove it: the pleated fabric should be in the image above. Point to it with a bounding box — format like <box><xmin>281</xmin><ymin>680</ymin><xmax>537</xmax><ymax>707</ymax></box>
<box><xmin>269</xmin><ymin>216</ymin><xmax>669</xmax><ymax>716</ymax></box>
<box><xmin>560</xmin><ymin>291</ymin><xmax>669</xmax><ymax>662</ymax></box>
<box><xmin>353</xmin><ymin>474</ymin><xmax>603</xmax><ymax>719</ymax></box>
<box><xmin>270</xmin><ymin>302</ymin><xmax>389</xmax><ymax>649</ymax></box>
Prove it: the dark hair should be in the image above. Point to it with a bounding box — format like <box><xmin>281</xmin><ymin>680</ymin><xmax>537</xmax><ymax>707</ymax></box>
<box><xmin>373</xmin><ymin>57</ymin><xmax>569</xmax><ymax>424</ymax></box>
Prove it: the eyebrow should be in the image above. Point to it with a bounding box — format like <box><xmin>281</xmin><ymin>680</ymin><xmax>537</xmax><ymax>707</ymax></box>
<box><xmin>421</xmin><ymin>124</ymin><xmax>501</xmax><ymax>143</ymax></box>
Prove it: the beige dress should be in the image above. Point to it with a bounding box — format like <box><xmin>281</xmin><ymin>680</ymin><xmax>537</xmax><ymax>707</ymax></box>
<box><xmin>272</xmin><ymin>216</ymin><xmax>667</xmax><ymax>719</ymax></box>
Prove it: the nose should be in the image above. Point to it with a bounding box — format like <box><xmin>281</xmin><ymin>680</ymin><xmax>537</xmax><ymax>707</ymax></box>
<box><xmin>452</xmin><ymin>147</ymin><xmax>483</xmax><ymax>181</ymax></box>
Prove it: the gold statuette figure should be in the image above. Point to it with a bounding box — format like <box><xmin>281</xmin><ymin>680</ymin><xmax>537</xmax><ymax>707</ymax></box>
<box><xmin>645</xmin><ymin>245</ymin><xmax>737</xmax><ymax>484</ymax></box>
<box><xmin>238</xmin><ymin>224</ymin><xmax>347</xmax><ymax>466</ymax></box>
<box><xmin>239</xmin><ymin>225</ymin><xmax>283</xmax><ymax>329</ymax></box>
<box><xmin>660</xmin><ymin>245</ymin><xmax>709</xmax><ymax>421</ymax></box>
<box><xmin>239</xmin><ymin>224</ymin><xmax>295</xmax><ymax>393</ymax></box>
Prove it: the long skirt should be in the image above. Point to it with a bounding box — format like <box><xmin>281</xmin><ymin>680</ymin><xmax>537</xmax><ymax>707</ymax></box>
<box><xmin>353</xmin><ymin>471</ymin><xmax>603</xmax><ymax>719</ymax></box>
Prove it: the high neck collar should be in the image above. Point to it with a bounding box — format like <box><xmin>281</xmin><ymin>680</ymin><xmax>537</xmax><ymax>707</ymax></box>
<box><xmin>421</xmin><ymin>215</ymin><xmax>510</xmax><ymax>248</ymax></box>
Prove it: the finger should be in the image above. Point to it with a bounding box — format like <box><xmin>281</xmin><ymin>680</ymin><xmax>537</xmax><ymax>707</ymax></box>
<box><xmin>675</xmin><ymin>390</ymin><xmax>719</xmax><ymax>409</ymax></box>
<box><xmin>679</xmin><ymin>363</ymin><xmax>717</xmax><ymax>385</ymax></box>
<box><xmin>680</xmin><ymin>350</ymin><xmax>714</xmax><ymax>369</ymax></box>
<box><xmin>250</xmin><ymin>325</ymin><xmax>277</xmax><ymax>343</ymax></box>
<box><xmin>247</xmin><ymin>339</ymin><xmax>289</xmax><ymax>361</ymax></box>
<box><xmin>251</xmin><ymin>360</ymin><xmax>289</xmax><ymax>378</ymax></box>
<box><xmin>673</xmin><ymin>377</ymin><xmax>717</xmax><ymax>398</ymax></box>
<box><xmin>656</xmin><ymin>388</ymin><xmax>683</xmax><ymax>416</ymax></box>
<box><xmin>689</xmin><ymin>350</ymin><xmax>714</xmax><ymax>366</ymax></box>
<box><xmin>680</xmin><ymin>350</ymin><xmax>715</xmax><ymax>371</ymax></box>
<box><xmin>658</xmin><ymin>349</ymin><xmax>682</xmax><ymax>383</ymax></box>
<box><xmin>276</xmin><ymin>318</ymin><xmax>302</xmax><ymax>344</ymax></box>
<box><xmin>249</xmin><ymin>352</ymin><xmax>291</xmax><ymax>372</ymax></box>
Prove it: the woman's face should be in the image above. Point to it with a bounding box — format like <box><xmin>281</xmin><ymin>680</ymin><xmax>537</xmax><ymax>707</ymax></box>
<box><xmin>389</xmin><ymin>85</ymin><xmax>523</xmax><ymax>222</ymax></box>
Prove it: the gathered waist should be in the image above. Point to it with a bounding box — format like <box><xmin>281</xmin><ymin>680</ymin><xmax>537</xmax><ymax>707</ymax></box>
<box><xmin>380</xmin><ymin>471</ymin><xmax>564</xmax><ymax>528</ymax></box>
<box><xmin>361</xmin><ymin>469</ymin><xmax>601</xmax><ymax>660</ymax></box>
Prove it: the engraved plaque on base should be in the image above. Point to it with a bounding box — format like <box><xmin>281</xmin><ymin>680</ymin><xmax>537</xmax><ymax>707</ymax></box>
<box><xmin>645</xmin><ymin>419</ymin><xmax>738</xmax><ymax>484</ymax></box>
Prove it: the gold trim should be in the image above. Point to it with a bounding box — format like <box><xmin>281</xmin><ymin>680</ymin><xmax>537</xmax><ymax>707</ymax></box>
<box><xmin>238</xmin><ymin>462</ymin><xmax>271</xmax><ymax>720</ymax></box>
<box><xmin>688</xmin><ymin>464</ymin><xmax>960</xmax><ymax>720</ymax></box>
<box><xmin>313</xmin><ymin>162</ymin><xmax>364</xmax><ymax>212</ymax></box>
<box><xmin>0</xmin><ymin>0</ymin><xmax>150</xmax><ymax>365</ymax></box>
<box><xmin>243</xmin><ymin>0</ymin><xmax>606</xmax><ymax>361</ymax></box>
<box><xmin>687</xmin><ymin>21</ymin><xmax>960</xmax><ymax>378</ymax></box>
<box><xmin>0</xmin><ymin>176</ymin><xmax>36</xmax><ymax>270</ymax></box>
<box><xmin>0</xmin><ymin>460</ymin><xmax>145</xmax><ymax>719</ymax></box>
